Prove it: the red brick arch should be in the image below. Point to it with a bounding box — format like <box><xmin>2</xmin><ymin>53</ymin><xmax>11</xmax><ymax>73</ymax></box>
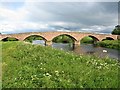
<box><xmin>1</xmin><ymin>36</ymin><xmax>20</xmax><ymax>41</ymax></box>
<box><xmin>51</xmin><ymin>34</ymin><xmax>78</xmax><ymax>41</ymax></box>
<box><xmin>23</xmin><ymin>34</ymin><xmax>47</xmax><ymax>41</ymax></box>
<box><xmin>80</xmin><ymin>35</ymin><xmax>100</xmax><ymax>41</ymax></box>
<box><xmin>101</xmin><ymin>37</ymin><xmax>114</xmax><ymax>41</ymax></box>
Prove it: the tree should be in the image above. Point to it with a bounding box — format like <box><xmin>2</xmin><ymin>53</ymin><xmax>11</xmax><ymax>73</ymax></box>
<box><xmin>111</xmin><ymin>25</ymin><xmax>120</xmax><ymax>35</ymax></box>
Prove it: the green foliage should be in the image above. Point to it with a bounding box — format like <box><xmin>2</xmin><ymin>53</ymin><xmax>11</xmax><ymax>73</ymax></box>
<box><xmin>2</xmin><ymin>41</ymin><xmax>120</xmax><ymax>88</ymax></box>
<box><xmin>80</xmin><ymin>36</ymin><xmax>94</xmax><ymax>44</ymax></box>
<box><xmin>111</xmin><ymin>29</ymin><xmax>120</xmax><ymax>35</ymax></box>
<box><xmin>97</xmin><ymin>40</ymin><xmax>120</xmax><ymax>50</ymax></box>
<box><xmin>52</xmin><ymin>35</ymin><xmax>74</xmax><ymax>43</ymax></box>
<box><xmin>2</xmin><ymin>37</ymin><xmax>18</xmax><ymax>41</ymax></box>
<box><xmin>111</xmin><ymin>25</ymin><xmax>120</xmax><ymax>35</ymax></box>
<box><xmin>24</xmin><ymin>35</ymin><xmax>45</xmax><ymax>43</ymax></box>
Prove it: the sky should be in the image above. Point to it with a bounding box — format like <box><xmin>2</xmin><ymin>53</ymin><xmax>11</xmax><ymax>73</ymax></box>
<box><xmin>0</xmin><ymin>0</ymin><xmax>119</xmax><ymax>34</ymax></box>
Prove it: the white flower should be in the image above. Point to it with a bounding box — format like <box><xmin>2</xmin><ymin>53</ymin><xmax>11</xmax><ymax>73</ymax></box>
<box><xmin>34</xmin><ymin>75</ymin><xmax>37</xmax><ymax>77</ymax></box>
<box><xmin>45</xmin><ymin>73</ymin><xmax>51</xmax><ymax>77</ymax></box>
<box><xmin>55</xmin><ymin>71</ymin><xmax>59</xmax><ymax>73</ymax></box>
<box><xmin>38</xmin><ymin>65</ymin><xmax>40</xmax><ymax>67</ymax></box>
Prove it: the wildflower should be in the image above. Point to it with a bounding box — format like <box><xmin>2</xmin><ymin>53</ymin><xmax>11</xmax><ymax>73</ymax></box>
<box><xmin>31</xmin><ymin>76</ymin><xmax>35</xmax><ymax>80</ymax></box>
<box><xmin>59</xmin><ymin>78</ymin><xmax>62</xmax><ymax>82</ymax></box>
<box><xmin>46</xmin><ymin>73</ymin><xmax>51</xmax><ymax>76</ymax></box>
<box><xmin>14</xmin><ymin>78</ymin><xmax>17</xmax><ymax>80</ymax></box>
<box><xmin>105</xmin><ymin>63</ymin><xmax>107</xmax><ymax>64</ymax></box>
<box><xmin>98</xmin><ymin>66</ymin><xmax>102</xmax><ymax>69</ymax></box>
<box><xmin>55</xmin><ymin>71</ymin><xmax>59</xmax><ymax>76</ymax></box>
<box><xmin>43</xmin><ymin>74</ymin><xmax>45</xmax><ymax>76</ymax></box>
<box><xmin>55</xmin><ymin>71</ymin><xmax>59</xmax><ymax>73</ymax></box>
<box><xmin>44</xmin><ymin>73</ymin><xmax>51</xmax><ymax>78</ymax></box>
<box><xmin>100</xmin><ymin>63</ymin><xmax>104</xmax><ymax>66</ymax></box>
<box><xmin>34</xmin><ymin>75</ymin><xmax>37</xmax><ymax>77</ymax></box>
<box><xmin>38</xmin><ymin>65</ymin><xmax>40</xmax><ymax>67</ymax></box>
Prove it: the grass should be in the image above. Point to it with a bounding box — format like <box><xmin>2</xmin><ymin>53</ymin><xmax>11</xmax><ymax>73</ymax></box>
<box><xmin>97</xmin><ymin>40</ymin><xmax>120</xmax><ymax>50</ymax></box>
<box><xmin>2</xmin><ymin>41</ymin><xmax>120</xmax><ymax>88</ymax></box>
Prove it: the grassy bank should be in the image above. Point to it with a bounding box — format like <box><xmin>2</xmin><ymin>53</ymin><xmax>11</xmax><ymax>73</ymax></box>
<box><xmin>2</xmin><ymin>41</ymin><xmax>120</xmax><ymax>88</ymax></box>
<box><xmin>97</xmin><ymin>40</ymin><xmax>120</xmax><ymax>50</ymax></box>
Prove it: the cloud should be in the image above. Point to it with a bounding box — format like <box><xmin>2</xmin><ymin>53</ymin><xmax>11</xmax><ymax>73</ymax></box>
<box><xmin>26</xmin><ymin>2</ymin><xmax>118</xmax><ymax>25</ymax></box>
<box><xmin>0</xmin><ymin>0</ymin><xmax>119</xmax><ymax>2</ymax></box>
<box><xmin>0</xmin><ymin>22</ymin><xmax>49</xmax><ymax>33</ymax></box>
<box><xmin>0</xmin><ymin>8</ymin><xmax>28</xmax><ymax>22</ymax></box>
<box><xmin>0</xmin><ymin>1</ymin><xmax>118</xmax><ymax>34</ymax></box>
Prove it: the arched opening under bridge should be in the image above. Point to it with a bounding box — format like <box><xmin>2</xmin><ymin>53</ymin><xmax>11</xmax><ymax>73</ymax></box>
<box><xmin>80</xmin><ymin>35</ymin><xmax>99</xmax><ymax>45</ymax></box>
<box><xmin>24</xmin><ymin>35</ymin><xmax>47</xmax><ymax>46</ymax></box>
<box><xmin>102</xmin><ymin>37</ymin><xmax>114</xmax><ymax>41</ymax></box>
<box><xmin>1</xmin><ymin>37</ymin><xmax>19</xmax><ymax>42</ymax></box>
<box><xmin>52</xmin><ymin>34</ymin><xmax>77</xmax><ymax>50</ymax></box>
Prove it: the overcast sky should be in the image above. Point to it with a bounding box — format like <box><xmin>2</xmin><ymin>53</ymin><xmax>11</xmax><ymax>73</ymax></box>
<box><xmin>0</xmin><ymin>0</ymin><xmax>119</xmax><ymax>34</ymax></box>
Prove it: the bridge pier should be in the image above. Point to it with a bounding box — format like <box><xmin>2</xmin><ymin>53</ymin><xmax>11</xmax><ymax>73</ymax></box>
<box><xmin>46</xmin><ymin>40</ymin><xmax>52</xmax><ymax>46</ymax></box>
<box><xmin>73</xmin><ymin>40</ymin><xmax>80</xmax><ymax>49</ymax></box>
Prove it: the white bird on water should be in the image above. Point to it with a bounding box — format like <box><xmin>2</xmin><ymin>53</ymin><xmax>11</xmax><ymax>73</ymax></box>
<box><xmin>103</xmin><ymin>50</ymin><xmax>107</xmax><ymax>52</ymax></box>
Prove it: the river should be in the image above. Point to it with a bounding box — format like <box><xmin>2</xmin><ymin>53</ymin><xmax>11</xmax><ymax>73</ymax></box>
<box><xmin>32</xmin><ymin>40</ymin><xmax>120</xmax><ymax>60</ymax></box>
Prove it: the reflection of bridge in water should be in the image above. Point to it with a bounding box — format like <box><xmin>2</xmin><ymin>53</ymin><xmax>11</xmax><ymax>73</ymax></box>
<box><xmin>0</xmin><ymin>32</ymin><xmax>119</xmax><ymax>47</ymax></box>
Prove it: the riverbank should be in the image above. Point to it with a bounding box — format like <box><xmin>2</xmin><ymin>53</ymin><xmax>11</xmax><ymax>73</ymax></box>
<box><xmin>96</xmin><ymin>40</ymin><xmax>120</xmax><ymax>50</ymax></box>
<box><xmin>2</xmin><ymin>41</ymin><xmax>120</xmax><ymax>88</ymax></box>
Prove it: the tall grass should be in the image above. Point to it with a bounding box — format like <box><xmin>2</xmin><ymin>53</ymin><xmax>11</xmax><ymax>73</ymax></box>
<box><xmin>97</xmin><ymin>40</ymin><xmax>120</xmax><ymax>50</ymax></box>
<box><xmin>2</xmin><ymin>41</ymin><xmax>120</xmax><ymax>88</ymax></box>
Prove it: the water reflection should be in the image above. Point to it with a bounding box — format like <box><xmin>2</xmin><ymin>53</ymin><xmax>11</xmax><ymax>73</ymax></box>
<box><xmin>73</xmin><ymin>44</ymin><xmax>119</xmax><ymax>60</ymax></box>
<box><xmin>52</xmin><ymin>43</ymin><xmax>73</xmax><ymax>51</ymax></box>
<box><xmin>32</xmin><ymin>40</ymin><xmax>45</xmax><ymax>46</ymax></box>
<box><xmin>32</xmin><ymin>40</ymin><xmax>119</xmax><ymax>60</ymax></box>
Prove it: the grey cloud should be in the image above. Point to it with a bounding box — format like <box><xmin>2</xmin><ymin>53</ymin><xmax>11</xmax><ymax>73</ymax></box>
<box><xmin>0</xmin><ymin>2</ymin><xmax>118</xmax><ymax>34</ymax></box>
<box><xmin>27</xmin><ymin>2</ymin><xmax>118</xmax><ymax>26</ymax></box>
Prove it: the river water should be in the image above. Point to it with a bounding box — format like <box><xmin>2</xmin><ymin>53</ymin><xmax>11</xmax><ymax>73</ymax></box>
<box><xmin>32</xmin><ymin>40</ymin><xmax>120</xmax><ymax>60</ymax></box>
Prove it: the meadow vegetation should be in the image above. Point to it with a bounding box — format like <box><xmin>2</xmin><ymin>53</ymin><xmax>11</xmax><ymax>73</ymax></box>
<box><xmin>97</xmin><ymin>40</ymin><xmax>120</xmax><ymax>50</ymax></box>
<box><xmin>2</xmin><ymin>41</ymin><xmax>120</xmax><ymax>88</ymax></box>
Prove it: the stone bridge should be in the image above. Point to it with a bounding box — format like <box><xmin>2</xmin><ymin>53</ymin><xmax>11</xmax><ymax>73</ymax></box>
<box><xmin>0</xmin><ymin>32</ymin><xmax>119</xmax><ymax>46</ymax></box>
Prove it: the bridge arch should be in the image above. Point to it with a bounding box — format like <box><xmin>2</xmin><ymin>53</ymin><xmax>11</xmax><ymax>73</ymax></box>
<box><xmin>80</xmin><ymin>35</ymin><xmax>100</xmax><ymax>45</ymax></box>
<box><xmin>51</xmin><ymin>34</ymin><xmax>78</xmax><ymax>48</ymax></box>
<box><xmin>23</xmin><ymin>34</ymin><xmax>47</xmax><ymax>41</ymax></box>
<box><xmin>23</xmin><ymin>35</ymin><xmax>47</xmax><ymax>45</ymax></box>
<box><xmin>52</xmin><ymin>34</ymin><xmax>77</xmax><ymax>42</ymax></box>
<box><xmin>1</xmin><ymin>37</ymin><xmax>19</xmax><ymax>41</ymax></box>
<box><xmin>88</xmin><ymin>35</ymin><xmax>100</xmax><ymax>41</ymax></box>
<box><xmin>102</xmin><ymin>37</ymin><xmax>114</xmax><ymax>41</ymax></box>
